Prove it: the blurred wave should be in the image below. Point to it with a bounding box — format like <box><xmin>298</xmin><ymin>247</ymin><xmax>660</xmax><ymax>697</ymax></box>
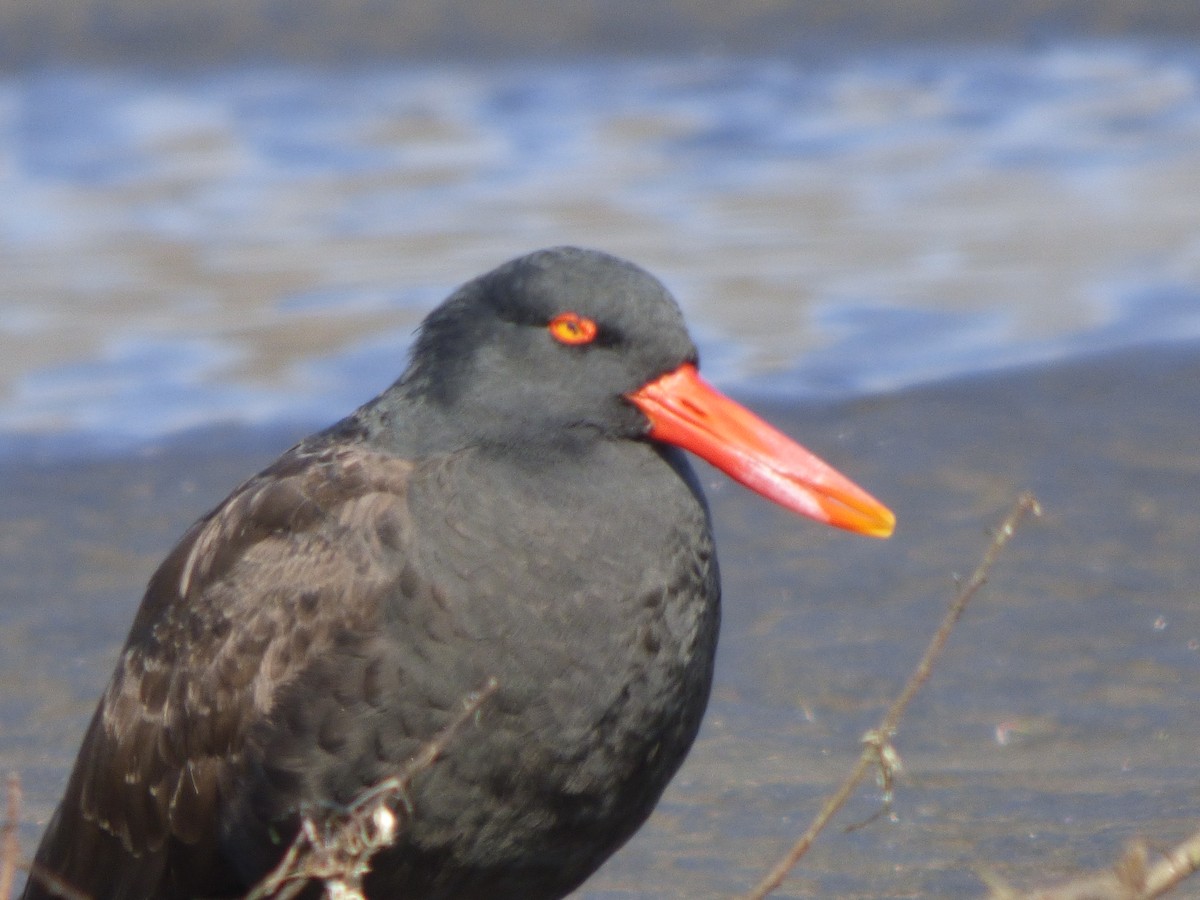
<box><xmin>1</xmin><ymin>45</ymin><xmax>1198</xmax><ymax>452</ymax></box>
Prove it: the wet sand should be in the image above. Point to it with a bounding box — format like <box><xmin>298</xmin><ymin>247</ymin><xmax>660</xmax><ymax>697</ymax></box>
<box><xmin>2</xmin><ymin>339</ymin><xmax>1197</xmax><ymax>896</ymax></box>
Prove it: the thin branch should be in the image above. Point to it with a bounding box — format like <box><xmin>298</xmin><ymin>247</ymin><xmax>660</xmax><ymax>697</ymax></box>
<box><xmin>1</xmin><ymin>773</ymin><xmax>21</xmax><ymax>900</ymax></box>
<box><xmin>246</xmin><ymin>676</ymin><xmax>499</xmax><ymax>900</ymax></box>
<box><xmin>740</xmin><ymin>491</ymin><xmax>1042</xmax><ymax>900</ymax></box>
<box><xmin>1142</xmin><ymin>827</ymin><xmax>1200</xmax><ymax>897</ymax></box>
<box><xmin>985</xmin><ymin>827</ymin><xmax>1200</xmax><ymax>900</ymax></box>
<box><xmin>0</xmin><ymin>774</ymin><xmax>91</xmax><ymax>900</ymax></box>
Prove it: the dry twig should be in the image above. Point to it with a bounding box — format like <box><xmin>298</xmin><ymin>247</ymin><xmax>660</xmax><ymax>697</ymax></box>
<box><xmin>0</xmin><ymin>774</ymin><xmax>91</xmax><ymax>900</ymax></box>
<box><xmin>1</xmin><ymin>773</ymin><xmax>21</xmax><ymax>900</ymax></box>
<box><xmin>984</xmin><ymin>827</ymin><xmax>1200</xmax><ymax>900</ymax></box>
<box><xmin>739</xmin><ymin>491</ymin><xmax>1042</xmax><ymax>900</ymax></box>
<box><xmin>246</xmin><ymin>677</ymin><xmax>499</xmax><ymax>900</ymax></box>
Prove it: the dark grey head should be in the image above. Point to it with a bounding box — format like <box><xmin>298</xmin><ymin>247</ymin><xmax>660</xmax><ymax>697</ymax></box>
<box><xmin>387</xmin><ymin>247</ymin><xmax>699</xmax><ymax>450</ymax></box>
<box><xmin>334</xmin><ymin>246</ymin><xmax>894</xmax><ymax>538</ymax></box>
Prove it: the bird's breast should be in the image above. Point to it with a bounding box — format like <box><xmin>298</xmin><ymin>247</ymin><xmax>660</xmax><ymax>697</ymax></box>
<box><xmin>232</xmin><ymin>440</ymin><xmax>722</xmax><ymax>895</ymax></box>
<box><xmin>398</xmin><ymin>440</ymin><xmax>720</xmax><ymax>731</ymax></box>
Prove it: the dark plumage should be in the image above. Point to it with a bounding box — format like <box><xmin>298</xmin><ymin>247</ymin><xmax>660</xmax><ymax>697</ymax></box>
<box><xmin>24</xmin><ymin>247</ymin><xmax>892</xmax><ymax>899</ymax></box>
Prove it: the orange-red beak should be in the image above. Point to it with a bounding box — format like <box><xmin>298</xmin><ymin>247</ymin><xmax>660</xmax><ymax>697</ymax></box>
<box><xmin>626</xmin><ymin>363</ymin><xmax>895</xmax><ymax>538</ymax></box>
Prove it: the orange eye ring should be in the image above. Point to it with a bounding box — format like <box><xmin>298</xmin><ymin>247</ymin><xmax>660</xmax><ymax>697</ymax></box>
<box><xmin>548</xmin><ymin>312</ymin><xmax>598</xmax><ymax>346</ymax></box>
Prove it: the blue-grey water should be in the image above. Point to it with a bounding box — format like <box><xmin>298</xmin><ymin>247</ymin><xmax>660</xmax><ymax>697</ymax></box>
<box><xmin>3</xmin><ymin>45</ymin><xmax>1200</xmax><ymax>451</ymax></box>
<box><xmin>2</xmin><ymin>39</ymin><xmax>1199</xmax><ymax>898</ymax></box>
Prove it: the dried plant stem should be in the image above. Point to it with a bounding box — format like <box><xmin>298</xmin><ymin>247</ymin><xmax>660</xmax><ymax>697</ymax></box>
<box><xmin>247</xmin><ymin>676</ymin><xmax>499</xmax><ymax>900</ymax></box>
<box><xmin>740</xmin><ymin>491</ymin><xmax>1042</xmax><ymax>900</ymax></box>
<box><xmin>985</xmin><ymin>826</ymin><xmax>1200</xmax><ymax>900</ymax></box>
<box><xmin>0</xmin><ymin>769</ymin><xmax>123</xmax><ymax>900</ymax></box>
<box><xmin>1142</xmin><ymin>828</ymin><xmax>1200</xmax><ymax>897</ymax></box>
<box><xmin>1</xmin><ymin>773</ymin><xmax>21</xmax><ymax>900</ymax></box>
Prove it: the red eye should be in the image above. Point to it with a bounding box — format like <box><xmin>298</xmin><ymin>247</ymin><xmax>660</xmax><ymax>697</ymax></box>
<box><xmin>548</xmin><ymin>312</ymin><xmax>598</xmax><ymax>346</ymax></box>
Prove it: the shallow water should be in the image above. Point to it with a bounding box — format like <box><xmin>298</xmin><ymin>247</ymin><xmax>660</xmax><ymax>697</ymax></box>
<box><xmin>2</xmin><ymin>39</ymin><xmax>1200</xmax><ymax>899</ymax></box>
<box><xmin>2</xmin><ymin>45</ymin><xmax>1200</xmax><ymax>451</ymax></box>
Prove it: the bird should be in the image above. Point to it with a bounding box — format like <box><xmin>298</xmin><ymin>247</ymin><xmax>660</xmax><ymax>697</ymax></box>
<box><xmin>22</xmin><ymin>246</ymin><xmax>894</xmax><ymax>900</ymax></box>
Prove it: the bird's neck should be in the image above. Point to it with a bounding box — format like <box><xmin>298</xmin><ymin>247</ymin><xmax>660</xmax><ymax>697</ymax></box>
<box><xmin>320</xmin><ymin>384</ymin><xmax>611</xmax><ymax>464</ymax></box>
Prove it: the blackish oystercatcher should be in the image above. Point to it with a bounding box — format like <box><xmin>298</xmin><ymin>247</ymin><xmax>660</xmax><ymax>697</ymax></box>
<box><xmin>23</xmin><ymin>247</ymin><xmax>893</xmax><ymax>900</ymax></box>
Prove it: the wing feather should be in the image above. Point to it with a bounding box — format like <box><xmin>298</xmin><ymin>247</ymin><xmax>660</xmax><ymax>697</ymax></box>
<box><xmin>24</xmin><ymin>446</ymin><xmax>413</xmax><ymax>900</ymax></box>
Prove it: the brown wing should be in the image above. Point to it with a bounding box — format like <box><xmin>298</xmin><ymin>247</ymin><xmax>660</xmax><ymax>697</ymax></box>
<box><xmin>24</xmin><ymin>445</ymin><xmax>413</xmax><ymax>900</ymax></box>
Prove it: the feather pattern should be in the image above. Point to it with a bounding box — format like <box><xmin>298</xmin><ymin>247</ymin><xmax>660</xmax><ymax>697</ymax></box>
<box><xmin>26</xmin><ymin>446</ymin><xmax>414</xmax><ymax>899</ymax></box>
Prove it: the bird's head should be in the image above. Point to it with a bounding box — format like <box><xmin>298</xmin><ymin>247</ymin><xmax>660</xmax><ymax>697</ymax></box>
<box><xmin>398</xmin><ymin>246</ymin><xmax>894</xmax><ymax>538</ymax></box>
